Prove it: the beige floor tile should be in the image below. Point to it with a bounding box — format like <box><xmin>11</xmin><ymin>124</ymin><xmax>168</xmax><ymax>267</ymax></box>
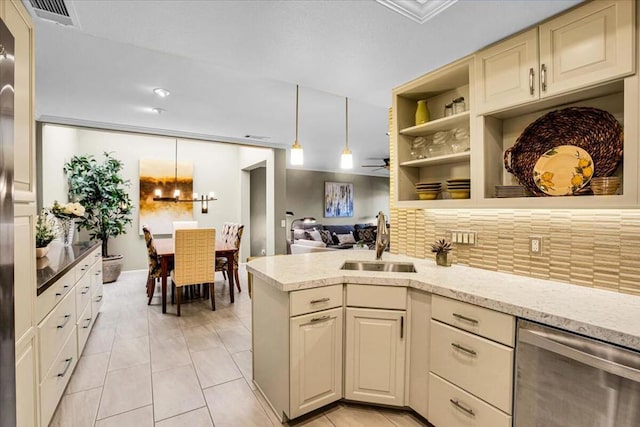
<box><xmin>93</xmin><ymin>310</ymin><xmax>120</xmax><ymax>330</ymax></box>
<box><xmin>253</xmin><ymin>388</ymin><xmax>285</xmax><ymax>426</ymax></box>
<box><xmin>155</xmin><ymin>407</ymin><xmax>214</xmax><ymax>427</ymax></box>
<box><xmin>231</xmin><ymin>349</ymin><xmax>255</xmax><ymax>390</ymax></box>
<box><xmin>152</xmin><ymin>364</ymin><xmax>206</xmax><ymax>422</ymax></box>
<box><xmin>97</xmin><ymin>363</ymin><xmax>152</xmax><ymax>420</ymax></box>
<box><xmin>108</xmin><ymin>335</ymin><xmax>150</xmax><ymax>371</ymax></box>
<box><xmin>203</xmin><ymin>378</ymin><xmax>273</xmax><ymax>427</ymax></box>
<box><xmin>191</xmin><ymin>346</ymin><xmax>242</xmax><ymax>389</ymax></box>
<box><xmin>217</xmin><ymin>326</ymin><xmax>252</xmax><ymax>354</ymax></box>
<box><xmin>238</xmin><ymin>314</ymin><xmax>252</xmax><ymax>331</ymax></box>
<box><xmin>115</xmin><ymin>316</ymin><xmax>149</xmax><ymax>341</ymax></box>
<box><xmin>289</xmin><ymin>412</ymin><xmax>336</xmax><ymax>427</ymax></box>
<box><xmin>183</xmin><ymin>324</ymin><xmax>224</xmax><ymax>352</ymax></box>
<box><xmin>379</xmin><ymin>408</ymin><xmax>429</xmax><ymax>427</ymax></box>
<box><xmin>149</xmin><ymin>334</ymin><xmax>191</xmax><ymax>373</ymax></box>
<box><xmin>95</xmin><ymin>405</ymin><xmax>154</xmax><ymax>427</ymax></box>
<box><xmin>50</xmin><ymin>387</ymin><xmax>102</xmax><ymax>427</ymax></box>
<box><xmin>83</xmin><ymin>326</ymin><xmax>116</xmax><ymax>355</ymax></box>
<box><xmin>324</xmin><ymin>404</ymin><xmax>396</xmax><ymax>427</ymax></box>
<box><xmin>66</xmin><ymin>352</ymin><xmax>110</xmax><ymax>394</ymax></box>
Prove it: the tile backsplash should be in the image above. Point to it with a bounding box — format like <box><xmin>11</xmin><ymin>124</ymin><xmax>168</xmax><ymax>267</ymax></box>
<box><xmin>389</xmin><ymin>208</ymin><xmax>640</xmax><ymax>296</ymax></box>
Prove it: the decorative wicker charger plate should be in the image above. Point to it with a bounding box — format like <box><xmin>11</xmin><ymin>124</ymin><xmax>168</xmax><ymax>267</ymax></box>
<box><xmin>504</xmin><ymin>107</ymin><xmax>623</xmax><ymax>197</ymax></box>
<box><xmin>533</xmin><ymin>145</ymin><xmax>593</xmax><ymax>196</ymax></box>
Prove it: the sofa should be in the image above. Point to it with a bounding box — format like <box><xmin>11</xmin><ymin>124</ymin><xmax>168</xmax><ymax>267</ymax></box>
<box><xmin>288</xmin><ymin>223</ymin><xmax>380</xmax><ymax>254</ymax></box>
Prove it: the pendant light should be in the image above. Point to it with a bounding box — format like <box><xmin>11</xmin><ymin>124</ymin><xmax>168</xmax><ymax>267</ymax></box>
<box><xmin>341</xmin><ymin>97</ymin><xmax>353</xmax><ymax>169</ymax></box>
<box><xmin>153</xmin><ymin>139</ymin><xmax>217</xmax><ymax>214</ymax></box>
<box><xmin>290</xmin><ymin>84</ymin><xmax>304</xmax><ymax>165</ymax></box>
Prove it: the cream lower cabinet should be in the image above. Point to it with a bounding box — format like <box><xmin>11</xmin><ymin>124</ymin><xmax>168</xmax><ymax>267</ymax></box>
<box><xmin>344</xmin><ymin>284</ymin><xmax>407</xmax><ymax>407</ymax></box>
<box><xmin>289</xmin><ymin>307</ymin><xmax>343</xmax><ymax>419</ymax></box>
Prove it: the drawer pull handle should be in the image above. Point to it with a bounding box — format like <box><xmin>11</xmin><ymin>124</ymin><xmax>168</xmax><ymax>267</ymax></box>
<box><xmin>541</xmin><ymin>63</ymin><xmax>547</xmax><ymax>92</ymax></box>
<box><xmin>452</xmin><ymin>313</ymin><xmax>478</xmax><ymax>325</ymax></box>
<box><xmin>83</xmin><ymin>317</ymin><xmax>92</xmax><ymax>328</ymax></box>
<box><xmin>309</xmin><ymin>297</ymin><xmax>330</xmax><ymax>304</ymax></box>
<box><xmin>55</xmin><ymin>292</ymin><xmax>62</xmax><ymax>297</ymax></box>
<box><xmin>81</xmin><ymin>286</ymin><xmax>90</xmax><ymax>294</ymax></box>
<box><xmin>451</xmin><ymin>342</ymin><xmax>477</xmax><ymax>356</ymax></box>
<box><xmin>450</xmin><ymin>398</ymin><xmax>475</xmax><ymax>417</ymax></box>
<box><xmin>57</xmin><ymin>358</ymin><xmax>73</xmax><ymax>378</ymax></box>
<box><xmin>63</xmin><ymin>285</ymin><xmax>70</xmax><ymax>289</ymax></box>
<box><xmin>310</xmin><ymin>315</ymin><xmax>330</xmax><ymax>323</ymax></box>
<box><xmin>400</xmin><ymin>315</ymin><xmax>404</xmax><ymax>339</ymax></box>
<box><xmin>57</xmin><ymin>314</ymin><xmax>72</xmax><ymax>329</ymax></box>
<box><xmin>95</xmin><ymin>295</ymin><xmax>103</xmax><ymax>302</ymax></box>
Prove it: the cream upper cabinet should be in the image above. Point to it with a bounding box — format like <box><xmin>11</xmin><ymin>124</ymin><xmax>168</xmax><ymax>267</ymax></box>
<box><xmin>289</xmin><ymin>307</ymin><xmax>343</xmax><ymax>419</ymax></box>
<box><xmin>477</xmin><ymin>0</ymin><xmax>635</xmax><ymax>115</ymax></box>
<box><xmin>539</xmin><ymin>0</ymin><xmax>634</xmax><ymax>98</ymax></box>
<box><xmin>476</xmin><ymin>28</ymin><xmax>539</xmax><ymax>114</ymax></box>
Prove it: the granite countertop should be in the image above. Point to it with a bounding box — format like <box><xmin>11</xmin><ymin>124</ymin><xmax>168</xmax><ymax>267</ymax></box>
<box><xmin>37</xmin><ymin>241</ymin><xmax>101</xmax><ymax>295</ymax></box>
<box><xmin>247</xmin><ymin>251</ymin><xmax>640</xmax><ymax>352</ymax></box>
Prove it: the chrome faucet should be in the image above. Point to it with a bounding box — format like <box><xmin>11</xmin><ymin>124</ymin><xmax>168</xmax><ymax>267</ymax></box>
<box><xmin>375</xmin><ymin>211</ymin><xmax>389</xmax><ymax>260</ymax></box>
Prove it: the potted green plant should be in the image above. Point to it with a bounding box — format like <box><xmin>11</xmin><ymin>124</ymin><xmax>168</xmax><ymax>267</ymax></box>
<box><xmin>35</xmin><ymin>209</ymin><xmax>56</xmax><ymax>258</ymax></box>
<box><xmin>63</xmin><ymin>152</ymin><xmax>133</xmax><ymax>283</ymax></box>
<box><xmin>431</xmin><ymin>238</ymin><xmax>452</xmax><ymax>266</ymax></box>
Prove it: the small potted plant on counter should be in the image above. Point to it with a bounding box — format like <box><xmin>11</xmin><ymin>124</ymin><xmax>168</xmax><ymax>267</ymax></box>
<box><xmin>431</xmin><ymin>238</ymin><xmax>452</xmax><ymax>266</ymax></box>
<box><xmin>35</xmin><ymin>209</ymin><xmax>56</xmax><ymax>258</ymax></box>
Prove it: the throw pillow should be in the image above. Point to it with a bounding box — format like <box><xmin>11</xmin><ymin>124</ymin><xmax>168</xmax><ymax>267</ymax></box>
<box><xmin>336</xmin><ymin>232</ymin><xmax>356</xmax><ymax>245</ymax></box>
<box><xmin>293</xmin><ymin>229</ymin><xmax>307</xmax><ymax>240</ymax></box>
<box><xmin>319</xmin><ymin>230</ymin><xmax>334</xmax><ymax>245</ymax></box>
<box><xmin>330</xmin><ymin>232</ymin><xmax>341</xmax><ymax>245</ymax></box>
<box><xmin>358</xmin><ymin>227</ymin><xmax>376</xmax><ymax>243</ymax></box>
<box><xmin>305</xmin><ymin>229</ymin><xmax>323</xmax><ymax>242</ymax></box>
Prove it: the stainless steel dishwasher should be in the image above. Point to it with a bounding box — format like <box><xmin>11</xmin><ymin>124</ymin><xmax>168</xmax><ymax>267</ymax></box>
<box><xmin>515</xmin><ymin>320</ymin><xmax>640</xmax><ymax>427</ymax></box>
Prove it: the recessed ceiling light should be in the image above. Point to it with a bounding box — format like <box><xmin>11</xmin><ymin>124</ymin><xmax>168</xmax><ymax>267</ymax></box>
<box><xmin>151</xmin><ymin>107</ymin><xmax>165</xmax><ymax>114</ymax></box>
<box><xmin>153</xmin><ymin>87</ymin><xmax>170</xmax><ymax>97</ymax></box>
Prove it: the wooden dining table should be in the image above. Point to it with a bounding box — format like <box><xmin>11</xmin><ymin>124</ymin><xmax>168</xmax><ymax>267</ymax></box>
<box><xmin>154</xmin><ymin>238</ymin><xmax>238</xmax><ymax>313</ymax></box>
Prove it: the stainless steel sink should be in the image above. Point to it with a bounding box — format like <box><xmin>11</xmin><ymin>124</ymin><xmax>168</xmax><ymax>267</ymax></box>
<box><xmin>341</xmin><ymin>261</ymin><xmax>417</xmax><ymax>273</ymax></box>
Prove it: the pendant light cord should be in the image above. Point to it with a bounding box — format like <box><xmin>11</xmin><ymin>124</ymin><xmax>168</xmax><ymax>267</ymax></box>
<box><xmin>174</xmin><ymin>139</ymin><xmax>178</xmax><ymax>194</ymax></box>
<box><xmin>295</xmin><ymin>84</ymin><xmax>299</xmax><ymax>142</ymax></box>
<box><xmin>345</xmin><ymin>97</ymin><xmax>349</xmax><ymax>150</ymax></box>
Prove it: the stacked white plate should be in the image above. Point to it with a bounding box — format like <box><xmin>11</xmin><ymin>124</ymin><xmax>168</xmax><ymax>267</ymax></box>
<box><xmin>495</xmin><ymin>185</ymin><xmax>527</xmax><ymax>198</ymax></box>
<box><xmin>415</xmin><ymin>181</ymin><xmax>442</xmax><ymax>200</ymax></box>
<box><xmin>446</xmin><ymin>178</ymin><xmax>470</xmax><ymax>199</ymax></box>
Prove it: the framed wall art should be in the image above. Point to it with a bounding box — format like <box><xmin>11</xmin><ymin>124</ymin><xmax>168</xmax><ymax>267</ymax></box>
<box><xmin>324</xmin><ymin>181</ymin><xmax>353</xmax><ymax>217</ymax></box>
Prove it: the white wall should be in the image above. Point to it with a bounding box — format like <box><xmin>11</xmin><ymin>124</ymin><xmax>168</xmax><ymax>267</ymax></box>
<box><xmin>41</xmin><ymin>124</ymin><xmax>244</xmax><ymax>270</ymax></box>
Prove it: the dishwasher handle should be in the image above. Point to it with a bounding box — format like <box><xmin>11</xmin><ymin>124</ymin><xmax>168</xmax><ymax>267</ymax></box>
<box><xmin>519</xmin><ymin>328</ymin><xmax>640</xmax><ymax>383</ymax></box>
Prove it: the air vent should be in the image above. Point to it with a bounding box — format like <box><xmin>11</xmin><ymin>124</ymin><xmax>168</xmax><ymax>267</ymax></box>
<box><xmin>26</xmin><ymin>0</ymin><xmax>73</xmax><ymax>26</ymax></box>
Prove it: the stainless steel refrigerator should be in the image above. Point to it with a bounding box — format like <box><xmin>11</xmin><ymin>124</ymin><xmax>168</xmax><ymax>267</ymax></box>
<box><xmin>0</xmin><ymin>17</ymin><xmax>16</xmax><ymax>426</ymax></box>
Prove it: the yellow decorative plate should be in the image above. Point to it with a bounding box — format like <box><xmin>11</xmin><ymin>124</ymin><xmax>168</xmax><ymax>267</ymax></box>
<box><xmin>533</xmin><ymin>145</ymin><xmax>594</xmax><ymax>196</ymax></box>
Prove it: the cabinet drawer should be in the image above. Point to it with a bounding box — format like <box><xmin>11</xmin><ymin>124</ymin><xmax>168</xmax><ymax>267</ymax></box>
<box><xmin>90</xmin><ymin>261</ymin><xmax>103</xmax><ymax>295</ymax></box>
<box><xmin>75</xmin><ymin>257</ymin><xmax>93</xmax><ymax>282</ymax></box>
<box><xmin>37</xmin><ymin>269</ymin><xmax>74</xmax><ymax>323</ymax></box>
<box><xmin>430</xmin><ymin>320</ymin><xmax>513</xmax><ymax>414</ymax></box>
<box><xmin>429</xmin><ymin>373</ymin><xmax>511</xmax><ymax>427</ymax></box>
<box><xmin>77</xmin><ymin>300</ymin><xmax>93</xmax><ymax>355</ymax></box>
<box><xmin>290</xmin><ymin>285</ymin><xmax>343</xmax><ymax>317</ymax></box>
<box><xmin>39</xmin><ymin>328</ymin><xmax>78</xmax><ymax>427</ymax></box>
<box><xmin>92</xmin><ymin>291</ymin><xmax>104</xmax><ymax>317</ymax></box>
<box><xmin>75</xmin><ymin>273</ymin><xmax>92</xmax><ymax>317</ymax></box>
<box><xmin>432</xmin><ymin>295</ymin><xmax>515</xmax><ymax>346</ymax></box>
<box><xmin>38</xmin><ymin>290</ymin><xmax>77</xmax><ymax>381</ymax></box>
<box><xmin>346</xmin><ymin>284</ymin><xmax>406</xmax><ymax>310</ymax></box>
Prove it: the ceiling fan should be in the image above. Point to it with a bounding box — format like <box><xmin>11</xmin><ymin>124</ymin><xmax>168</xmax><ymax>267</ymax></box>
<box><xmin>361</xmin><ymin>158</ymin><xmax>390</xmax><ymax>172</ymax></box>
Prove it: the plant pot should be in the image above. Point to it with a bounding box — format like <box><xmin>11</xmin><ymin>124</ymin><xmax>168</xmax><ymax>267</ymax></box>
<box><xmin>35</xmin><ymin>246</ymin><xmax>49</xmax><ymax>258</ymax></box>
<box><xmin>436</xmin><ymin>252</ymin><xmax>450</xmax><ymax>267</ymax></box>
<box><xmin>102</xmin><ymin>254</ymin><xmax>124</xmax><ymax>283</ymax></box>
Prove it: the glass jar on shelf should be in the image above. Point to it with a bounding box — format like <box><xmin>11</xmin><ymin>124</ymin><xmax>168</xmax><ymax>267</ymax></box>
<box><xmin>444</xmin><ymin>103</ymin><xmax>453</xmax><ymax>117</ymax></box>
<box><xmin>410</xmin><ymin>136</ymin><xmax>427</xmax><ymax>160</ymax></box>
<box><xmin>452</xmin><ymin>97</ymin><xmax>465</xmax><ymax>114</ymax></box>
<box><xmin>427</xmin><ymin>131</ymin><xmax>451</xmax><ymax>158</ymax></box>
<box><xmin>449</xmin><ymin>127</ymin><xmax>470</xmax><ymax>153</ymax></box>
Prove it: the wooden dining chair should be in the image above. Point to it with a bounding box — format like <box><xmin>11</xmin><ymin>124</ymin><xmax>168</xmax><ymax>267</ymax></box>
<box><xmin>215</xmin><ymin>223</ymin><xmax>244</xmax><ymax>292</ymax></box>
<box><xmin>142</xmin><ymin>225</ymin><xmax>162</xmax><ymax>304</ymax></box>
<box><xmin>171</xmin><ymin>228</ymin><xmax>216</xmax><ymax>316</ymax></box>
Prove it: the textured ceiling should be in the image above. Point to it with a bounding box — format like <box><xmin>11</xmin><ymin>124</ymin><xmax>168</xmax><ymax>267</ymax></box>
<box><xmin>31</xmin><ymin>0</ymin><xmax>581</xmax><ymax>176</ymax></box>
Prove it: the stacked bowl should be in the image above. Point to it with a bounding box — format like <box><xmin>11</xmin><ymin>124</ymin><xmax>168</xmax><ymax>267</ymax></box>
<box><xmin>590</xmin><ymin>177</ymin><xmax>620</xmax><ymax>195</ymax></box>
<box><xmin>446</xmin><ymin>178</ymin><xmax>471</xmax><ymax>199</ymax></box>
<box><xmin>415</xmin><ymin>181</ymin><xmax>442</xmax><ymax>200</ymax></box>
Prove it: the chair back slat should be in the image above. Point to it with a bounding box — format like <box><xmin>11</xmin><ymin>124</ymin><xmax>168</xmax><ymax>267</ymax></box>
<box><xmin>174</xmin><ymin>228</ymin><xmax>216</xmax><ymax>286</ymax></box>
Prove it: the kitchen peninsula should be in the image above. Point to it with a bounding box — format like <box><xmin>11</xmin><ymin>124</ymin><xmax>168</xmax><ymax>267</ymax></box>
<box><xmin>247</xmin><ymin>251</ymin><xmax>640</xmax><ymax>424</ymax></box>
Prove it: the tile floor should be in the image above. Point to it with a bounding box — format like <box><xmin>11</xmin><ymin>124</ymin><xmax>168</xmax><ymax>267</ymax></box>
<box><xmin>50</xmin><ymin>267</ymin><xmax>429</xmax><ymax>427</ymax></box>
